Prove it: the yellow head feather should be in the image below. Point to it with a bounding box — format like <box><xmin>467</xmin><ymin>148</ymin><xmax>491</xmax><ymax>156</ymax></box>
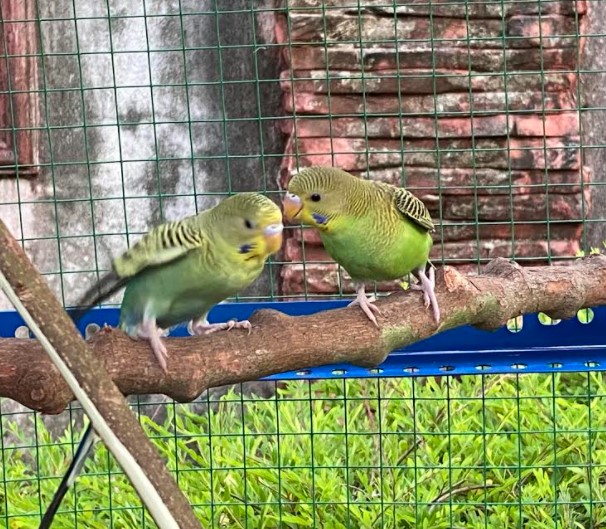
<box><xmin>210</xmin><ymin>192</ymin><xmax>284</xmax><ymax>261</ymax></box>
<box><xmin>283</xmin><ymin>166</ymin><xmax>363</xmax><ymax>231</ymax></box>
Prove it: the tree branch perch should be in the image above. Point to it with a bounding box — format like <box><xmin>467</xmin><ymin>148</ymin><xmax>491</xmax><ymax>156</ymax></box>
<box><xmin>2</xmin><ymin>254</ymin><xmax>606</xmax><ymax>415</ymax></box>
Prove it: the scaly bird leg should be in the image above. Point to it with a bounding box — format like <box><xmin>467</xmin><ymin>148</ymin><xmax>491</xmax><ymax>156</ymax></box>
<box><xmin>408</xmin><ymin>278</ymin><xmax>429</xmax><ymax>306</ymax></box>
<box><xmin>348</xmin><ymin>282</ymin><xmax>381</xmax><ymax>328</ymax></box>
<box><xmin>189</xmin><ymin>315</ymin><xmax>252</xmax><ymax>336</ymax></box>
<box><xmin>413</xmin><ymin>265</ymin><xmax>440</xmax><ymax>325</ymax></box>
<box><xmin>137</xmin><ymin>318</ymin><xmax>169</xmax><ymax>372</ymax></box>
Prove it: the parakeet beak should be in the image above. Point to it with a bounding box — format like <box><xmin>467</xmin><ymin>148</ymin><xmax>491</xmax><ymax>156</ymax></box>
<box><xmin>263</xmin><ymin>223</ymin><xmax>284</xmax><ymax>254</ymax></box>
<box><xmin>282</xmin><ymin>193</ymin><xmax>303</xmax><ymax>222</ymax></box>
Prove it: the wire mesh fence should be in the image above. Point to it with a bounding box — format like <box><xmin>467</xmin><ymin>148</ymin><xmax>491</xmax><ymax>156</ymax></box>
<box><xmin>4</xmin><ymin>372</ymin><xmax>606</xmax><ymax>528</ymax></box>
<box><xmin>0</xmin><ymin>0</ymin><xmax>605</xmax><ymax>527</ymax></box>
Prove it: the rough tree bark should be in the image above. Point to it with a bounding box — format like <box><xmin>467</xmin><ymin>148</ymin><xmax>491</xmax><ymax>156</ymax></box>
<box><xmin>0</xmin><ymin>219</ymin><xmax>201</xmax><ymax>529</ymax></box>
<box><xmin>1</xmin><ymin>251</ymin><xmax>606</xmax><ymax>415</ymax></box>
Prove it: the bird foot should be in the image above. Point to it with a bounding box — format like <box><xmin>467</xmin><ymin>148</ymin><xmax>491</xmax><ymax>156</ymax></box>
<box><xmin>137</xmin><ymin>322</ymin><xmax>169</xmax><ymax>372</ymax></box>
<box><xmin>348</xmin><ymin>287</ymin><xmax>381</xmax><ymax>328</ymax></box>
<box><xmin>408</xmin><ymin>283</ymin><xmax>431</xmax><ymax>308</ymax></box>
<box><xmin>414</xmin><ymin>266</ymin><xmax>440</xmax><ymax>325</ymax></box>
<box><xmin>189</xmin><ymin>319</ymin><xmax>252</xmax><ymax>336</ymax></box>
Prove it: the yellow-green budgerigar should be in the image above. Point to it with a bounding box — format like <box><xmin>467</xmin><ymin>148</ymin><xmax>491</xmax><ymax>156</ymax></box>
<box><xmin>282</xmin><ymin>166</ymin><xmax>440</xmax><ymax>326</ymax></box>
<box><xmin>39</xmin><ymin>192</ymin><xmax>283</xmax><ymax>529</ymax></box>
<box><xmin>73</xmin><ymin>192</ymin><xmax>283</xmax><ymax>372</ymax></box>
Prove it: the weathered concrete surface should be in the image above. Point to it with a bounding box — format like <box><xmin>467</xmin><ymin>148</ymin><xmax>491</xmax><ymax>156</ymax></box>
<box><xmin>1</xmin><ymin>0</ymin><xmax>283</xmax><ymax>310</ymax></box>
<box><xmin>0</xmin><ymin>0</ymin><xmax>283</xmax><ymax>436</ymax></box>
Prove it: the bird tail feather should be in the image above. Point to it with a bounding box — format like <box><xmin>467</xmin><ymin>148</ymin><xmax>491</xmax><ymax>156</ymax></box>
<box><xmin>48</xmin><ymin>272</ymin><xmax>124</xmax><ymax>524</ymax></box>
<box><xmin>69</xmin><ymin>271</ymin><xmax>127</xmax><ymax>325</ymax></box>
<box><xmin>38</xmin><ymin>423</ymin><xmax>97</xmax><ymax>529</ymax></box>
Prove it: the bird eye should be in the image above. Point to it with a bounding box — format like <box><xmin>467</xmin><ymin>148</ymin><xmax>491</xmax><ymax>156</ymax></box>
<box><xmin>310</xmin><ymin>193</ymin><xmax>321</xmax><ymax>202</ymax></box>
<box><xmin>244</xmin><ymin>219</ymin><xmax>254</xmax><ymax>229</ymax></box>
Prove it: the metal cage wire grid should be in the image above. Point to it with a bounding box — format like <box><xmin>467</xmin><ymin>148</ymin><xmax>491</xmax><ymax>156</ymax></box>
<box><xmin>0</xmin><ymin>0</ymin><xmax>605</xmax><ymax>528</ymax></box>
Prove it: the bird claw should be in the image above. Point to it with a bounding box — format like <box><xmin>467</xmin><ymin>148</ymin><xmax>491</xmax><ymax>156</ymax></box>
<box><xmin>151</xmin><ymin>339</ymin><xmax>169</xmax><ymax>372</ymax></box>
<box><xmin>137</xmin><ymin>322</ymin><xmax>169</xmax><ymax>372</ymax></box>
<box><xmin>190</xmin><ymin>319</ymin><xmax>252</xmax><ymax>336</ymax></box>
<box><xmin>349</xmin><ymin>298</ymin><xmax>382</xmax><ymax>315</ymax></box>
<box><xmin>414</xmin><ymin>266</ymin><xmax>440</xmax><ymax>325</ymax></box>
<box><xmin>422</xmin><ymin>292</ymin><xmax>430</xmax><ymax>309</ymax></box>
<box><xmin>349</xmin><ymin>294</ymin><xmax>378</xmax><ymax>305</ymax></box>
<box><xmin>349</xmin><ymin>286</ymin><xmax>381</xmax><ymax>328</ymax></box>
<box><xmin>408</xmin><ymin>282</ymin><xmax>430</xmax><ymax>307</ymax></box>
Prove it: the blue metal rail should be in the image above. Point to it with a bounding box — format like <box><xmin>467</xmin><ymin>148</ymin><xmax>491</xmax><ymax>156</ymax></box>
<box><xmin>1</xmin><ymin>301</ymin><xmax>604</xmax><ymax>379</ymax></box>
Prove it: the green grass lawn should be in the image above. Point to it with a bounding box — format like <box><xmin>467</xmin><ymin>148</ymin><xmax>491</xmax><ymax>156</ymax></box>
<box><xmin>1</xmin><ymin>372</ymin><xmax>606</xmax><ymax>528</ymax></box>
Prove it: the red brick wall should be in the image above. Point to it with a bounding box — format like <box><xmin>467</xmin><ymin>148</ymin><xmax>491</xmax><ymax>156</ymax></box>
<box><xmin>275</xmin><ymin>0</ymin><xmax>591</xmax><ymax>296</ymax></box>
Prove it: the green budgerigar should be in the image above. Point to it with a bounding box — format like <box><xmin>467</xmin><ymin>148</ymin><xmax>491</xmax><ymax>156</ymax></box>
<box><xmin>39</xmin><ymin>192</ymin><xmax>283</xmax><ymax>529</ymax></box>
<box><xmin>73</xmin><ymin>192</ymin><xmax>284</xmax><ymax>372</ymax></box>
<box><xmin>282</xmin><ymin>166</ymin><xmax>439</xmax><ymax>326</ymax></box>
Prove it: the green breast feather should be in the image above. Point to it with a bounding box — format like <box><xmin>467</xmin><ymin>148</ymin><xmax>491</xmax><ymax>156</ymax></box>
<box><xmin>119</xmin><ymin>247</ymin><xmax>263</xmax><ymax>332</ymax></box>
<box><xmin>321</xmin><ymin>182</ymin><xmax>434</xmax><ymax>282</ymax></box>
